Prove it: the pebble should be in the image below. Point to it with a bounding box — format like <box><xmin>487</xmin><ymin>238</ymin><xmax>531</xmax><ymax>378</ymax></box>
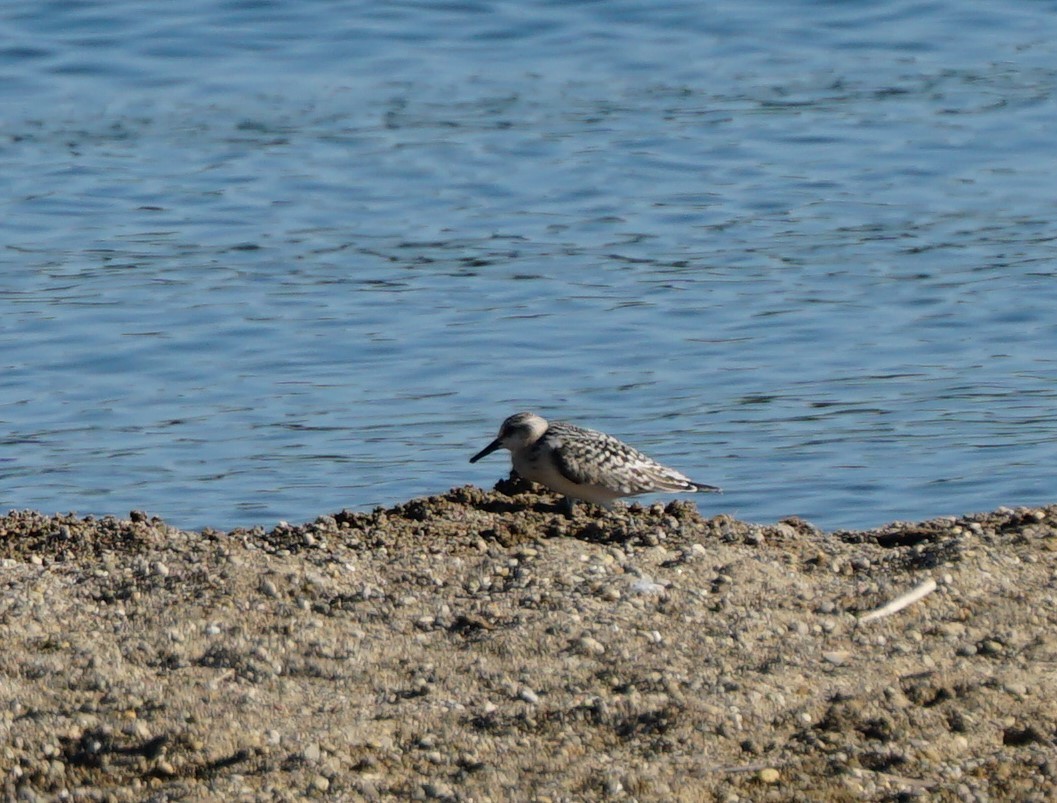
<box><xmin>577</xmin><ymin>636</ymin><xmax>606</xmax><ymax>656</ymax></box>
<box><xmin>745</xmin><ymin>529</ymin><xmax>766</xmax><ymax>545</ymax></box>
<box><xmin>630</xmin><ymin>577</ymin><xmax>665</xmax><ymax>596</ymax></box>
<box><xmin>758</xmin><ymin>767</ymin><xmax>780</xmax><ymax>784</ymax></box>
<box><xmin>789</xmin><ymin>621</ymin><xmax>810</xmax><ymax>636</ymax></box>
<box><xmin>937</xmin><ymin>622</ymin><xmax>965</xmax><ymax>638</ymax></box>
<box><xmin>424</xmin><ymin>781</ymin><xmax>455</xmax><ymax>799</ymax></box>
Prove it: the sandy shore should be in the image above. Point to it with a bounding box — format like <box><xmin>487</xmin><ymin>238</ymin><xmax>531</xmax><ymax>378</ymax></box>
<box><xmin>2</xmin><ymin>478</ymin><xmax>1055</xmax><ymax>801</ymax></box>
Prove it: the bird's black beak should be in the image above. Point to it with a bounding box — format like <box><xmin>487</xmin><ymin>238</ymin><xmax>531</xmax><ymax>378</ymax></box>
<box><xmin>470</xmin><ymin>438</ymin><xmax>502</xmax><ymax>463</ymax></box>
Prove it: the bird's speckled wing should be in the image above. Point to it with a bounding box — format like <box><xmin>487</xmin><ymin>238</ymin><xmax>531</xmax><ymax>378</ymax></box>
<box><xmin>544</xmin><ymin>421</ymin><xmax>701</xmax><ymax>495</ymax></box>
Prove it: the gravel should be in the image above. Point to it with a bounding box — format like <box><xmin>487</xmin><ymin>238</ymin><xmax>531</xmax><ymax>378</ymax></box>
<box><xmin>2</xmin><ymin>477</ymin><xmax>1056</xmax><ymax>800</ymax></box>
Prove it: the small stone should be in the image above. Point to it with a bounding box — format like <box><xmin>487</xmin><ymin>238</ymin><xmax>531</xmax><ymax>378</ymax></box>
<box><xmin>425</xmin><ymin>781</ymin><xmax>454</xmax><ymax>799</ymax></box>
<box><xmin>577</xmin><ymin>636</ymin><xmax>606</xmax><ymax>656</ymax></box>
<box><xmin>519</xmin><ymin>687</ymin><xmax>540</xmax><ymax>705</ymax></box>
<box><xmin>259</xmin><ymin>578</ymin><xmax>279</xmax><ymax>598</ymax></box>
<box><xmin>758</xmin><ymin>767</ymin><xmax>780</xmax><ymax>784</ymax></box>
<box><xmin>630</xmin><ymin>577</ymin><xmax>665</xmax><ymax>596</ymax></box>
<box><xmin>310</xmin><ymin>775</ymin><xmax>330</xmax><ymax>792</ymax></box>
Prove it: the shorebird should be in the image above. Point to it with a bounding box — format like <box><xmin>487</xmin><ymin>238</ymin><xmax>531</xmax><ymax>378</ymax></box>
<box><xmin>470</xmin><ymin>411</ymin><xmax>720</xmax><ymax>512</ymax></box>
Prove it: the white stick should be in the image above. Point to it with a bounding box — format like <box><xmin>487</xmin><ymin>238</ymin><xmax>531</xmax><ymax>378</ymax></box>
<box><xmin>858</xmin><ymin>577</ymin><xmax>937</xmax><ymax>623</ymax></box>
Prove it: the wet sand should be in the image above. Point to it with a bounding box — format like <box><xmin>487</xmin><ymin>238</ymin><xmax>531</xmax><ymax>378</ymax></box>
<box><xmin>2</xmin><ymin>478</ymin><xmax>1055</xmax><ymax>800</ymax></box>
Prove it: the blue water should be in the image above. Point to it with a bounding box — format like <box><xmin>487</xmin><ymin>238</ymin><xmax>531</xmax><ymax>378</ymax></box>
<box><xmin>2</xmin><ymin>0</ymin><xmax>1057</xmax><ymax>531</ymax></box>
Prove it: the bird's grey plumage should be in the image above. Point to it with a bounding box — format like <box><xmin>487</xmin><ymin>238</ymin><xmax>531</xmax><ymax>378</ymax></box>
<box><xmin>470</xmin><ymin>411</ymin><xmax>720</xmax><ymax>509</ymax></box>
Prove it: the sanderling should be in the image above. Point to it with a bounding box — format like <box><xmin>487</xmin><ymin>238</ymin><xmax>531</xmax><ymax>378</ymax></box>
<box><xmin>470</xmin><ymin>411</ymin><xmax>720</xmax><ymax>511</ymax></box>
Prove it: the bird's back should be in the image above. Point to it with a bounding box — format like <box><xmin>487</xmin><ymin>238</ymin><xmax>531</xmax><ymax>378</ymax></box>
<box><xmin>542</xmin><ymin>421</ymin><xmax>700</xmax><ymax>497</ymax></box>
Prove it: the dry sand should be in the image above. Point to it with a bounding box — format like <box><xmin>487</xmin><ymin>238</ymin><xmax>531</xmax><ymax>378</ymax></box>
<box><xmin>2</xmin><ymin>477</ymin><xmax>1056</xmax><ymax>801</ymax></box>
